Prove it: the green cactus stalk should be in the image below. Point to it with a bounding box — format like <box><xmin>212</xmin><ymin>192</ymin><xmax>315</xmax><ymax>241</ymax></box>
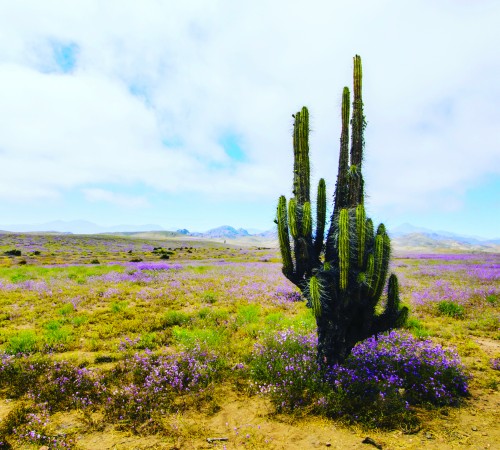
<box><xmin>314</xmin><ymin>179</ymin><xmax>326</xmax><ymax>254</ymax></box>
<box><xmin>370</xmin><ymin>232</ymin><xmax>385</xmax><ymax>297</ymax></box>
<box><xmin>365</xmin><ymin>218</ymin><xmax>374</xmax><ymax>252</ymax></box>
<box><xmin>277</xmin><ymin>195</ymin><xmax>293</xmax><ymax>278</ymax></box>
<box><xmin>293</xmin><ymin>107</ymin><xmax>310</xmax><ymax>205</ymax></box>
<box><xmin>288</xmin><ymin>198</ymin><xmax>298</xmax><ymax>239</ymax></box>
<box><xmin>302</xmin><ymin>202</ymin><xmax>312</xmax><ymax>236</ymax></box>
<box><xmin>333</xmin><ymin>87</ymin><xmax>350</xmax><ymax>214</ymax></box>
<box><xmin>366</xmin><ymin>253</ymin><xmax>374</xmax><ymax>287</ymax></box>
<box><xmin>276</xmin><ymin>55</ymin><xmax>408</xmax><ymax>366</ymax></box>
<box><xmin>309</xmin><ymin>276</ymin><xmax>322</xmax><ymax>318</ymax></box>
<box><xmin>356</xmin><ymin>204</ymin><xmax>366</xmax><ymax>268</ymax></box>
<box><xmin>338</xmin><ymin>208</ymin><xmax>350</xmax><ymax>290</ymax></box>
<box><xmin>349</xmin><ymin>55</ymin><xmax>365</xmax><ymax>207</ymax></box>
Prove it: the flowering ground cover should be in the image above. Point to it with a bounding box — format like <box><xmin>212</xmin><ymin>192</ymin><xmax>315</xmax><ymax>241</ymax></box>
<box><xmin>0</xmin><ymin>234</ymin><xmax>499</xmax><ymax>449</ymax></box>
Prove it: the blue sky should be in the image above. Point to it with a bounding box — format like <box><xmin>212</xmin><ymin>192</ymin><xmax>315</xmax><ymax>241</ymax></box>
<box><xmin>0</xmin><ymin>1</ymin><xmax>499</xmax><ymax>238</ymax></box>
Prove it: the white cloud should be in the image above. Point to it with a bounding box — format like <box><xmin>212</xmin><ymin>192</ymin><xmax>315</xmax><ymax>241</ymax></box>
<box><xmin>82</xmin><ymin>188</ymin><xmax>149</xmax><ymax>208</ymax></box>
<box><xmin>0</xmin><ymin>0</ymin><xmax>499</xmax><ymax>221</ymax></box>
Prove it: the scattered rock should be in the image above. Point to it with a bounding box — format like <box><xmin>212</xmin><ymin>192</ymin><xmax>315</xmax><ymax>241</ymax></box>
<box><xmin>326</xmin><ymin>443</ymin><xmax>331</xmax><ymax>447</ymax></box>
<box><xmin>207</xmin><ymin>437</ymin><xmax>229</xmax><ymax>444</ymax></box>
<box><xmin>39</xmin><ymin>446</ymin><xmax>49</xmax><ymax>450</ymax></box>
<box><xmin>472</xmin><ymin>426</ymin><xmax>478</xmax><ymax>431</ymax></box>
<box><xmin>425</xmin><ymin>432</ymin><xmax>433</xmax><ymax>439</ymax></box>
<box><xmin>362</xmin><ymin>436</ymin><xmax>382</xmax><ymax>449</ymax></box>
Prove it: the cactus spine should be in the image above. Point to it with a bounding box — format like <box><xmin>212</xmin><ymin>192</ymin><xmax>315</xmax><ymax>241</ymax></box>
<box><xmin>276</xmin><ymin>55</ymin><xmax>408</xmax><ymax>365</ymax></box>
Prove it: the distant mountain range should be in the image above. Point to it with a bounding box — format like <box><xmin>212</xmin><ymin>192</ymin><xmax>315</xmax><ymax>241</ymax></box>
<box><xmin>0</xmin><ymin>220</ymin><xmax>165</xmax><ymax>234</ymax></box>
<box><xmin>182</xmin><ymin>225</ymin><xmax>275</xmax><ymax>240</ymax></box>
<box><xmin>1</xmin><ymin>220</ymin><xmax>499</xmax><ymax>251</ymax></box>
<box><xmin>391</xmin><ymin>223</ymin><xmax>500</xmax><ymax>246</ymax></box>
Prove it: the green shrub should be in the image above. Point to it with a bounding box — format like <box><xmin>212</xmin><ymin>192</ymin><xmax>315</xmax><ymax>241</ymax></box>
<box><xmin>43</xmin><ymin>326</ymin><xmax>73</xmax><ymax>352</ymax></box>
<box><xmin>58</xmin><ymin>304</ymin><xmax>74</xmax><ymax>316</ymax></box>
<box><xmin>110</xmin><ymin>301</ymin><xmax>128</xmax><ymax>313</ymax></box>
<box><xmin>162</xmin><ymin>310</ymin><xmax>190</xmax><ymax>327</ymax></box>
<box><xmin>71</xmin><ymin>315</ymin><xmax>88</xmax><ymax>327</ymax></box>
<box><xmin>137</xmin><ymin>332</ymin><xmax>157</xmax><ymax>349</ymax></box>
<box><xmin>236</xmin><ymin>304</ymin><xmax>260</xmax><ymax>326</ymax></box>
<box><xmin>437</xmin><ymin>300</ymin><xmax>465</xmax><ymax>319</ymax></box>
<box><xmin>203</xmin><ymin>291</ymin><xmax>217</xmax><ymax>304</ymax></box>
<box><xmin>172</xmin><ymin>326</ymin><xmax>227</xmax><ymax>351</ymax></box>
<box><xmin>5</xmin><ymin>330</ymin><xmax>39</xmax><ymax>355</ymax></box>
<box><xmin>486</xmin><ymin>295</ymin><xmax>498</xmax><ymax>306</ymax></box>
<box><xmin>405</xmin><ymin>317</ymin><xmax>432</xmax><ymax>338</ymax></box>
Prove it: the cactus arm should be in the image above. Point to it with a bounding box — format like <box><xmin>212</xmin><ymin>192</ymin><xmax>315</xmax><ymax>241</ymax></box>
<box><xmin>356</xmin><ymin>204</ymin><xmax>366</xmax><ymax>268</ymax></box>
<box><xmin>288</xmin><ymin>198</ymin><xmax>298</xmax><ymax>239</ymax></box>
<box><xmin>365</xmin><ymin>218</ymin><xmax>374</xmax><ymax>256</ymax></box>
<box><xmin>333</xmin><ymin>87</ymin><xmax>351</xmax><ymax>214</ymax></box>
<box><xmin>314</xmin><ymin>178</ymin><xmax>326</xmax><ymax>254</ymax></box>
<box><xmin>348</xmin><ymin>55</ymin><xmax>365</xmax><ymax>207</ymax></box>
<box><xmin>277</xmin><ymin>195</ymin><xmax>294</xmax><ymax>280</ymax></box>
<box><xmin>370</xmin><ymin>224</ymin><xmax>391</xmax><ymax>302</ymax></box>
<box><xmin>326</xmin><ymin>87</ymin><xmax>351</xmax><ymax>261</ymax></box>
<box><xmin>366</xmin><ymin>253</ymin><xmax>374</xmax><ymax>287</ymax></box>
<box><xmin>370</xmin><ymin>233</ymin><xmax>384</xmax><ymax>297</ymax></box>
<box><xmin>309</xmin><ymin>275</ymin><xmax>322</xmax><ymax>317</ymax></box>
<box><xmin>338</xmin><ymin>208</ymin><xmax>350</xmax><ymax>290</ymax></box>
<box><xmin>302</xmin><ymin>202</ymin><xmax>312</xmax><ymax>236</ymax></box>
<box><xmin>375</xmin><ymin>274</ymin><xmax>409</xmax><ymax>332</ymax></box>
<box><xmin>293</xmin><ymin>107</ymin><xmax>311</xmax><ymax>205</ymax></box>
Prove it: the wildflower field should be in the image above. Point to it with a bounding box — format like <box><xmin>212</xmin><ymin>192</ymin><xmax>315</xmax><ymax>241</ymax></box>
<box><xmin>0</xmin><ymin>233</ymin><xmax>498</xmax><ymax>449</ymax></box>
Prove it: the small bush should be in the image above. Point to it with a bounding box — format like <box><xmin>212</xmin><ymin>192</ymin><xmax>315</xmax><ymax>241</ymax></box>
<box><xmin>0</xmin><ymin>354</ymin><xmax>51</xmax><ymax>398</ymax></box>
<box><xmin>33</xmin><ymin>361</ymin><xmax>106</xmax><ymax>411</ymax></box>
<box><xmin>163</xmin><ymin>310</ymin><xmax>190</xmax><ymax>327</ymax></box>
<box><xmin>486</xmin><ymin>295</ymin><xmax>498</xmax><ymax>306</ymax></box>
<box><xmin>437</xmin><ymin>300</ymin><xmax>465</xmax><ymax>319</ymax></box>
<box><xmin>110</xmin><ymin>301</ymin><xmax>128</xmax><ymax>313</ymax></box>
<box><xmin>5</xmin><ymin>330</ymin><xmax>39</xmax><ymax>355</ymax></box>
<box><xmin>58</xmin><ymin>303</ymin><xmax>74</xmax><ymax>316</ymax></box>
<box><xmin>250</xmin><ymin>330</ymin><xmax>470</xmax><ymax>426</ymax></box>
<box><xmin>104</xmin><ymin>347</ymin><xmax>221</xmax><ymax>430</ymax></box>
<box><xmin>405</xmin><ymin>317</ymin><xmax>432</xmax><ymax>338</ymax></box>
<box><xmin>4</xmin><ymin>249</ymin><xmax>21</xmax><ymax>256</ymax></box>
<box><xmin>203</xmin><ymin>291</ymin><xmax>217</xmax><ymax>304</ymax></box>
<box><xmin>250</xmin><ymin>330</ymin><xmax>320</xmax><ymax>411</ymax></box>
<box><xmin>236</xmin><ymin>304</ymin><xmax>260</xmax><ymax>326</ymax></box>
<box><xmin>340</xmin><ymin>331</ymin><xmax>470</xmax><ymax>406</ymax></box>
<box><xmin>172</xmin><ymin>327</ymin><xmax>227</xmax><ymax>352</ymax></box>
<box><xmin>0</xmin><ymin>403</ymin><xmax>74</xmax><ymax>449</ymax></box>
<box><xmin>43</xmin><ymin>326</ymin><xmax>73</xmax><ymax>352</ymax></box>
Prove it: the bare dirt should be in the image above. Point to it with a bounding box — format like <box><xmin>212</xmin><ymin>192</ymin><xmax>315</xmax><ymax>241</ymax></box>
<box><xmin>1</xmin><ymin>387</ymin><xmax>489</xmax><ymax>450</ymax></box>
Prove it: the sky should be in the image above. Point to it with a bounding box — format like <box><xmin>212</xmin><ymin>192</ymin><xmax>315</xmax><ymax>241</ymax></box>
<box><xmin>0</xmin><ymin>0</ymin><xmax>499</xmax><ymax>238</ymax></box>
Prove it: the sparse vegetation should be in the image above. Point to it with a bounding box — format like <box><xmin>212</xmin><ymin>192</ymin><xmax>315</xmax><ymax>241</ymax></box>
<box><xmin>0</xmin><ymin>232</ymin><xmax>498</xmax><ymax>448</ymax></box>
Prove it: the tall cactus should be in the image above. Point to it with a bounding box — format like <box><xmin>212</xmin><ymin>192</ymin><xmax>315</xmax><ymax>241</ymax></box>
<box><xmin>276</xmin><ymin>55</ymin><xmax>408</xmax><ymax>365</ymax></box>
